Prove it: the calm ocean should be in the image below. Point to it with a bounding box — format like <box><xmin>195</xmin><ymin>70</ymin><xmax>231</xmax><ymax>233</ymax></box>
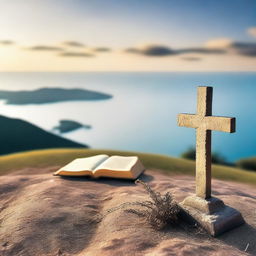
<box><xmin>0</xmin><ymin>72</ymin><xmax>255</xmax><ymax>161</ymax></box>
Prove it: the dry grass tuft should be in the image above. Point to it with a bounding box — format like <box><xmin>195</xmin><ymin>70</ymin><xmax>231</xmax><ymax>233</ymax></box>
<box><xmin>101</xmin><ymin>179</ymin><xmax>180</xmax><ymax>230</ymax></box>
<box><xmin>132</xmin><ymin>179</ymin><xmax>180</xmax><ymax>229</ymax></box>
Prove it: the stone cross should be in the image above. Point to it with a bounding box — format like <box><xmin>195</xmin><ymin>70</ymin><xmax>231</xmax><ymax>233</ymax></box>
<box><xmin>178</xmin><ymin>86</ymin><xmax>235</xmax><ymax>199</ymax></box>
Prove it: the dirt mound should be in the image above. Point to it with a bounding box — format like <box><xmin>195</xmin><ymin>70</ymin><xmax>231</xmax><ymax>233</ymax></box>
<box><xmin>0</xmin><ymin>167</ymin><xmax>255</xmax><ymax>256</ymax></box>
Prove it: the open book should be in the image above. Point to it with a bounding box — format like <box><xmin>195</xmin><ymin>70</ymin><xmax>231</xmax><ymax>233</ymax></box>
<box><xmin>54</xmin><ymin>154</ymin><xmax>145</xmax><ymax>179</ymax></box>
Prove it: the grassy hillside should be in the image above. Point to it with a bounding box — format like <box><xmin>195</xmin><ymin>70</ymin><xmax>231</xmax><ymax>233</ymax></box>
<box><xmin>1</xmin><ymin>148</ymin><xmax>256</xmax><ymax>185</ymax></box>
<box><xmin>0</xmin><ymin>115</ymin><xmax>87</xmax><ymax>155</ymax></box>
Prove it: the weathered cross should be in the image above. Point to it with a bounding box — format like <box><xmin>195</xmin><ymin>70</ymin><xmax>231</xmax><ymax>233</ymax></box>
<box><xmin>178</xmin><ymin>86</ymin><xmax>235</xmax><ymax>199</ymax></box>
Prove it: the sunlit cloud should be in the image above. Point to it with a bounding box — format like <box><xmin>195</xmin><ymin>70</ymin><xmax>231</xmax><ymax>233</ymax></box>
<box><xmin>178</xmin><ymin>48</ymin><xmax>225</xmax><ymax>54</ymax></box>
<box><xmin>59</xmin><ymin>51</ymin><xmax>94</xmax><ymax>57</ymax></box>
<box><xmin>206</xmin><ymin>38</ymin><xmax>256</xmax><ymax>57</ymax></box>
<box><xmin>247</xmin><ymin>27</ymin><xmax>256</xmax><ymax>38</ymax></box>
<box><xmin>5</xmin><ymin>37</ymin><xmax>256</xmax><ymax>59</ymax></box>
<box><xmin>62</xmin><ymin>41</ymin><xmax>85</xmax><ymax>47</ymax></box>
<box><xmin>181</xmin><ymin>57</ymin><xmax>201</xmax><ymax>61</ymax></box>
<box><xmin>0</xmin><ymin>40</ymin><xmax>14</xmax><ymax>45</ymax></box>
<box><xmin>125</xmin><ymin>44</ymin><xmax>225</xmax><ymax>57</ymax></box>
<box><xmin>230</xmin><ymin>42</ymin><xmax>256</xmax><ymax>57</ymax></box>
<box><xmin>125</xmin><ymin>39</ymin><xmax>256</xmax><ymax>58</ymax></box>
<box><xmin>205</xmin><ymin>38</ymin><xmax>233</xmax><ymax>49</ymax></box>
<box><xmin>93</xmin><ymin>47</ymin><xmax>111</xmax><ymax>52</ymax></box>
<box><xmin>28</xmin><ymin>45</ymin><xmax>64</xmax><ymax>51</ymax></box>
<box><xmin>126</xmin><ymin>45</ymin><xmax>176</xmax><ymax>56</ymax></box>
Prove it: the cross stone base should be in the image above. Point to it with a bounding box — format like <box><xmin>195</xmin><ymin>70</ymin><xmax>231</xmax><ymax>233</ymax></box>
<box><xmin>179</xmin><ymin>196</ymin><xmax>245</xmax><ymax>236</ymax></box>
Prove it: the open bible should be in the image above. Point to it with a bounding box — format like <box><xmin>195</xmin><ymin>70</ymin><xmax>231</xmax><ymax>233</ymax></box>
<box><xmin>54</xmin><ymin>154</ymin><xmax>145</xmax><ymax>179</ymax></box>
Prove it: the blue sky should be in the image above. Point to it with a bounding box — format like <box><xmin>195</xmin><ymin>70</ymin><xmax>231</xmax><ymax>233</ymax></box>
<box><xmin>0</xmin><ymin>0</ymin><xmax>256</xmax><ymax>71</ymax></box>
<box><xmin>70</xmin><ymin>0</ymin><xmax>256</xmax><ymax>42</ymax></box>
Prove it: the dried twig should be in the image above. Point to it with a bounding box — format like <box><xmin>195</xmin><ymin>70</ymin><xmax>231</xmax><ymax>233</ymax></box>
<box><xmin>101</xmin><ymin>179</ymin><xmax>180</xmax><ymax>230</ymax></box>
<box><xmin>244</xmin><ymin>243</ymin><xmax>249</xmax><ymax>252</ymax></box>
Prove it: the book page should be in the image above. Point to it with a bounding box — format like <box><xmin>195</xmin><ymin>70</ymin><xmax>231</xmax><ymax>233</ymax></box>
<box><xmin>94</xmin><ymin>155</ymin><xmax>138</xmax><ymax>171</ymax></box>
<box><xmin>93</xmin><ymin>155</ymin><xmax>145</xmax><ymax>179</ymax></box>
<box><xmin>55</xmin><ymin>154</ymin><xmax>109</xmax><ymax>173</ymax></box>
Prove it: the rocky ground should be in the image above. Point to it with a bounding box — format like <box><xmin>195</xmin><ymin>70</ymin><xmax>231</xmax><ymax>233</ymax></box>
<box><xmin>0</xmin><ymin>167</ymin><xmax>255</xmax><ymax>256</ymax></box>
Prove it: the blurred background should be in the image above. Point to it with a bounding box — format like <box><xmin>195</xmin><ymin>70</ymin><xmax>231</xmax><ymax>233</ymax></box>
<box><xmin>0</xmin><ymin>0</ymin><xmax>256</xmax><ymax>164</ymax></box>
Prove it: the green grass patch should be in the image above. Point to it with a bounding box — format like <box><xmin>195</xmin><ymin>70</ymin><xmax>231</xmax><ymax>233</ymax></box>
<box><xmin>0</xmin><ymin>148</ymin><xmax>256</xmax><ymax>185</ymax></box>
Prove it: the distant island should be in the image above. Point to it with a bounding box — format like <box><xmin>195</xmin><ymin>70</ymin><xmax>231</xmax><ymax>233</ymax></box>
<box><xmin>53</xmin><ymin>119</ymin><xmax>92</xmax><ymax>133</ymax></box>
<box><xmin>0</xmin><ymin>115</ymin><xmax>87</xmax><ymax>155</ymax></box>
<box><xmin>0</xmin><ymin>87</ymin><xmax>112</xmax><ymax>105</ymax></box>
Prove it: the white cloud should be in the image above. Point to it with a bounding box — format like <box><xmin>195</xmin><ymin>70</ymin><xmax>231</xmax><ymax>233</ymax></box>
<box><xmin>247</xmin><ymin>27</ymin><xmax>256</xmax><ymax>38</ymax></box>
<box><xmin>205</xmin><ymin>38</ymin><xmax>256</xmax><ymax>57</ymax></box>
<box><xmin>205</xmin><ymin>38</ymin><xmax>233</xmax><ymax>49</ymax></box>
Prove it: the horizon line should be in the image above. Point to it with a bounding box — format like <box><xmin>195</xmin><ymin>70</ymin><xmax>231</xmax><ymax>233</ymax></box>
<box><xmin>1</xmin><ymin>70</ymin><xmax>256</xmax><ymax>73</ymax></box>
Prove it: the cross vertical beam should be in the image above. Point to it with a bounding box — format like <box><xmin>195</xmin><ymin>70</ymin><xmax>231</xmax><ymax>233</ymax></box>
<box><xmin>178</xmin><ymin>86</ymin><xmax>235</xmax><ymax>199</ymax></box>
<box><xmin>196</xmin><ymin>87</ymin><xmax>212</xmax><ymax>199</ymax></box>
<box><xmin>197</xmin><ymin>86</ymin><xmax>212</xmax><ymax>116</ymax></box>
<box><xmin>196</xmin><ymin>128</ymin><xmax>211</xmax><ymax>198</ymax></box>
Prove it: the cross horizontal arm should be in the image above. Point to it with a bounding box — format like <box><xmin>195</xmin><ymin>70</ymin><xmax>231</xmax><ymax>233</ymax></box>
<box><xmin>202</xmin><ymin>116</ymin><xmax>236</xmax><ymax>133</ymax></box>
<box><xmin>177</xmin><ymin>114</ymin><xmax>235</xmax><ymax>133</ymax></box>
<box><xmin>177</xmin><ymin>114</ymin><xmax>198</xmax><ymax>128</ymax></box>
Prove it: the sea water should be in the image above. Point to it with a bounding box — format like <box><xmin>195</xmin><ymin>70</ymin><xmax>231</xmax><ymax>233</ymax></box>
<box><xmin>0</xmin><ymin>72</ymin><xmax>255</xmax><ymax>161</ymax></box>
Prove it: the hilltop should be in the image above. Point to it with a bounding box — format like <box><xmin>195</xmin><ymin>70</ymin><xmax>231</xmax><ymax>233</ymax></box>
<box><xmin>0</xmin><ymin>149</ymin><xmax>255</xmax><ymax>255</ymax></box>
<box><xmin>0</xmin><ymin>152</ymin><xmax>255</xmax><ymax>255</ymax></box>
<box><xmin>0</xmin><ymin>116</ymin><xmax>86</xmax><ymax>155</ymax></box>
